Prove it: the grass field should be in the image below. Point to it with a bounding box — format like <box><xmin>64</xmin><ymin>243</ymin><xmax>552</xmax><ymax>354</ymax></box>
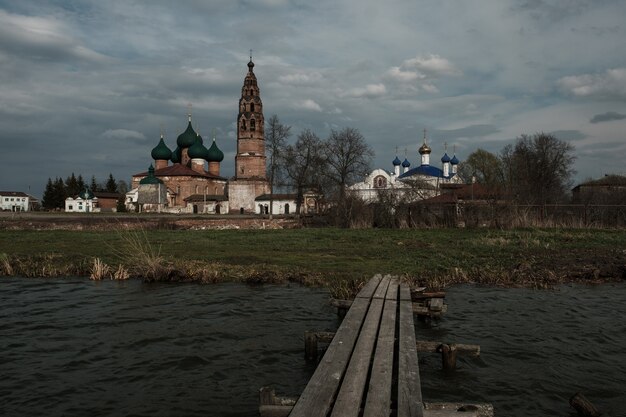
<box><xmin>1</xmin><ymin>228</ymin><xmax>625</xmax><ymax>291</ymax></box>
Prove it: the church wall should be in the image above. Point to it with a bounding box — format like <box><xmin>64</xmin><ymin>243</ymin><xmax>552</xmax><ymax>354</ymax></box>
<box><xmin>228</xmin><ymin>180</ymin><xmax>270</xmax><ymax>214</ymax></box>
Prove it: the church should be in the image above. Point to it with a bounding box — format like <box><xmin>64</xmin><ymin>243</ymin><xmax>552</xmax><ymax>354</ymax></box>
<box><xmin>127</xmin><ymin>58</ymin><xmax>278</xmax><ymax>214</ymax></box>
<box><xmin>348</xmin><ymin>131</ymin><xmax>463</xmax><ymax>203</ymax></box>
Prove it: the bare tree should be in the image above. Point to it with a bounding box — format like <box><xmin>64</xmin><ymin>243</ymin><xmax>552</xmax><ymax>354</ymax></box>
<box><xmin>324</xmin><ymin>127</ymin><xmax>374</xmax><ymax>201</ymax></box>
<box><xmin>284</xmin><ymin>129</ymin><xmax>327</xmax><ymax>214</ymax></box>
<box><xmin>265</xmin><ymin>115</ymin><xmax>291</xmax><ymax>216</ymax></box>
<box><xmin>500</xmin><ymin>133</ymin><xmax>576</xmax><ymax>204</ymax></box>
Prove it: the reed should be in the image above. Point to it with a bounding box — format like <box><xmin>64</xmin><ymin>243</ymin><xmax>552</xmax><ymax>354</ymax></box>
<box><xmin>90</xmin><ymin>258</ymin><xmax>111</xmax><ymax>280</ymax></box>
<box><xmin>0</xmin><ymin>253</ymin><xmax>13</xmax><ymax>276</ymax></box>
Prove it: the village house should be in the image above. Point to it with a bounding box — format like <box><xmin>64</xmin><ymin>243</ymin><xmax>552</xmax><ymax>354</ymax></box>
<box><xmin>0</xmin><ymin>191</ymin><xmax>37</xmax><ymax>212</ymax></box>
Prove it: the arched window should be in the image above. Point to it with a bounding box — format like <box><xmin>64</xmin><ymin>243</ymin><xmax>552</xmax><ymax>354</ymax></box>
<box><xmin>284</xmin><ymin>203</ymin><xmax>290</xmax><ymax>214</ymax></box>
<box><xmin>195</xmin><ymin>185</ymin><xmax>198</xmax><ymax>194</ymax></box>
<box><xmin>250</xmin><ymin>119</ymin><xmax>255</xmax><ymax>131</ymax></box>
<box><xmin>216</xmin><ymin>204</ymin><xmax>221</xmax><ymax>214</ymax></box>
<box><xmin>373</xmin><ymin>175</ymin><xmax>387</xmax><ymax>188</ymax></box>
<box><xmin>240</xmin><ymin>207</ymin><xmax>244</xmax><ymax>214</ymax></box>
<box><xmin>259</xmin><ymin>204</ymin><xmax>264</xmax><ymax>214</ymax></box>
<box><xmin>242</xmin><ymin>119</ymin><xmax>247</xmax><ymax>130</ymax></box>
<box><xmin>250</xmin><ymin>103</ymin><xmax>255</xmax><ymax>112</ymax></box>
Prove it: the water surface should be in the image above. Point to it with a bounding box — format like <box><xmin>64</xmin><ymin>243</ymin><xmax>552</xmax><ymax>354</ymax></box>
<box><xmin>1</xmin><ymin>278</ymin><xmax>625</xmax><ymax>416</ymax></box>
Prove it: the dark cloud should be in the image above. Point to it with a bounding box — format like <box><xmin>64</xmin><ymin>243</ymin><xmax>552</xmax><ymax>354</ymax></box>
<box><xmin>590</xmin><ymin>111</ymin><xmax>626</xmax><ymax>124</ymax></box>
<box><xmin>1</xmin><ymin>1</ymin><xmax>626</xmax><ymax>197</ymax></box>
<box><xmin>433</xmin><ymin>125</ymin><xmax>501</xmax><ymax>140</ymax></box>
<box><xmin>548</xmin><ymin>130</ymin><xmax>587</xmax><ymax>141</ymax></box>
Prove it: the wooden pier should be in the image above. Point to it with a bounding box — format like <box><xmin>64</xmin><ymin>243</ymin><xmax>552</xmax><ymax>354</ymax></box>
<box><xmin>260</xmin><ymin>274</ymin><xmax>492</xmax><ymax>417</ymax></box>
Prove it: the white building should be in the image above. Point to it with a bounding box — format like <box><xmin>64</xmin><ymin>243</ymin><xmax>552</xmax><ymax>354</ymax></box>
<box><xmin>65</xmin><ymin>189</ymin><xmax>99</xmax><ymax>213</ymax></box>
<box><xmin>254</xmin><ymin>191</ymin><xmax>321</xmax><ymax>215</ymax></box>
<box><xmin>0</xmin><ymin>191</ymin><xmax>35</xmax><ymax>211</ymax></box>
<box><xmin>349</xmin><ymin>137</ymin><xmax>463</xmax><ymax>203</ymax></box>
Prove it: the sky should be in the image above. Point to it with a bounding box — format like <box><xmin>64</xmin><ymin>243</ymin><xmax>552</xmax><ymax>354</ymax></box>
<box><xmin>1</xmin><ymin>0</ymin><xmax>625</xmax><ymax>199</ymax></box>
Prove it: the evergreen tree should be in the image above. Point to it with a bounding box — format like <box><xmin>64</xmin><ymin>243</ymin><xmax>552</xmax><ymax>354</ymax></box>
<box><xmin>90</xmin><ymin>175</ymin><xmax>99</xmax><ymax>192</ymax></box>
<box><xmin>77</xmin><ymin>175</ymin><xmax>86</xmax><ymax>193</ymax></box>
<box><xmin>42</xmin><ymin>178</ymin><xmax>55</xmax><ymax>209</ymax></box>
<box><xmin>65</xmin><ymin>173</ymin><xmax>80</xmax><ymax>198</ymax></box>
<box><xmin>116</xmin><ymin>196</ymin><xmax>127</xmax><ymax>212</ymax></box>
<box><xmin>105</xmin><ymin>173</ymin><xmax>118</xmax><ymax>193</ymax></box>
<box><xmin>52</xmin><ymin>177</ymin><xmax>66</xmax><ymax>209</ymax></box>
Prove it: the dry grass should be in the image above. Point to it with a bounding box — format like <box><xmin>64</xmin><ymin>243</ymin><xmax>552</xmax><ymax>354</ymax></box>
<box><xmin>0</xmin><ymin>253</ymin><xmax>13</xmax><ymax>276</ymax></box>
<box><xmin>90</xmin><ymin>258</ymin><xmax>111</xmax><ymax>280</ymax></box>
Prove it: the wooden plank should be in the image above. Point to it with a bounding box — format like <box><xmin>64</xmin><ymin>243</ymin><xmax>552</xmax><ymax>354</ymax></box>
<box><xmin>415</xmin><ymin>341</ymin><xmax>480</xmax><ymax>357</ymax></box>
<box><xmin>331</xmin><ymin>298</ymin><xmax>447</xmax><ymax>317</ymax></box>
<box><xmin>356</xmin><ymin>274</ymin><xmax>382</xmax><ymax>299</ymax></box>
<box><xmin>424</xmin><ymin>403</ymin><xmax>494</xmax><ymax>417</ymax></box>
<box><xmin>385</xmin><ymin>278</ymin><xmax>399</xmax><ymax>300</ymax></box>
<box><xmin>289</xmin><ymin>296</ymin><xmax>371</xmax><ymax>417</ymax></box>
<box><xmin>363</xmin><ymin>294</ymin><xmax>397</xmax><ymax>416</ymax></box>
<box><xmin>331</xmin><ymin>298</ymin><xmax>385</xmax><ymax>417</ymax></box>
<box><xmin>372</xmin><ymin>275</ymin><xmax>391</xmax><ymax>299</ymax></box>
<box><xmin>398</xmin><ymin>284</ymin><xmax>424</xmax><ymax>417</ymax></box>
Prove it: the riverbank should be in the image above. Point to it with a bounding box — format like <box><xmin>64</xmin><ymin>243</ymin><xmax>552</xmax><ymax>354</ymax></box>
<box><xmin>1</xmin><ymin>226</ymin><xmax>624</xmax><ymax>293</ymax></box>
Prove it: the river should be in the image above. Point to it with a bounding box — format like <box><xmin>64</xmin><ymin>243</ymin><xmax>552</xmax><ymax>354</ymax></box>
<box><xmin>1</xmin><ymin>278</ymin><xmax>625</xmax><ymax>416</ymax></box>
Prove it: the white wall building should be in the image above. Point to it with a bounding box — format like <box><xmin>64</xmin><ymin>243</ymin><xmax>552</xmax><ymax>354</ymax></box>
<box><xmin>0</xmin><ymin>191</ymin><xmax>34</xmax><ymax>211</ymax></box>
<box><xmin>65</xmin><ymin>189</ymin><xmax>100</xmax><ymax>213</ymax></box>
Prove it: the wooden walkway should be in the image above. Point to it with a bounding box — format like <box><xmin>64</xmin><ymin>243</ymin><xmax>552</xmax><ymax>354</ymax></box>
<box><xmin>260</xmin><ymin>274</ymin><xmax>492</xmax><ymax>417</ymax></box>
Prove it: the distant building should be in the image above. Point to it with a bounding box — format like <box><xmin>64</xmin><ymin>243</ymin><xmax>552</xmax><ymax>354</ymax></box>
<box><xmin>349</xmin><ymin>132</ymin><xmax>463</xmax><ymax>203</ymax></box>
<box><xmin>93</xmin><ymin>192</ymin><xmax>122</xmax><ymax>212</ymax></box>
<box><xmin>65</xmin><ymin>188</ymin><xmax>99</xmax><ymax>213</ymax></box>
<box><xmin>0</xmin><ymin>191</ymin><xmax>37</xmax><ymax>211</ymax></box>
<box><xmin>254</xmin><ymin>191</ymin><xmax>321</xmax><ymax>215</ymax></box>
<box><xmin>572</xmin><ymin>175</ymin><xmax>626</xmax><ymax>203</ymax></box>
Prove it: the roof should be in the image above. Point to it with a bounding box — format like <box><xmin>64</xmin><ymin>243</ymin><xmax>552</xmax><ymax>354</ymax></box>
<box><xmin>93</xmin><ymin>192</ymin><xmax>122</xmax><ymax>199</ymax></box>
<box><xmin>398</xmin><ymin>164</ymin><xmax>449</xmax><ymax>179</ymax></box>
<box><xmin>0</xmin><ymin>191</ymin><xmax>29</xmax><ymax>197</ymax></box>
<box><xmin>573</xmin><ymin>175</ymin><xmax>626</xmax><ymax>190</ymax></box>
<box><xmin>133</xmin><ymin>164</ymin><xmax>227</xmax><ymax>180</ymax></box>
<box><xmin>255</xmin><ymin>193</ymin><xmax>298</xmax><ymax>201</ymax></box>
<box><xmin>419</xmin><ymin>183</ymin><xmax>503</xmax><ymax>204</ymax></box>
<box><xmin>184</xmin><ymin>194</ymin><xmax>228</xmax><ymax>202</ymax></box>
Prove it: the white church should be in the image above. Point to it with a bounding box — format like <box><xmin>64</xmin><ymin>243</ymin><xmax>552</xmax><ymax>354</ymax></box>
<box><xmin>348</xmin><ymin>133</ymin><xmax>463</xmax><ymax>203</ymax></box>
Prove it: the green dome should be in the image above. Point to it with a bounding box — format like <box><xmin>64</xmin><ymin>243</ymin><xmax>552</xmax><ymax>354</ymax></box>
<box><xmin>188</xmin><ymin>135</ymin><xmax>209</xmax><ymax>159</ymax></box>
<box><xmin>151</xmin><ymin>136</ymin><xmax>172</xmax><ymax>160</ymax></box>
<box><xmin>206</xmin><ymin>139</ymin><xmax>224</xmax><ymax>162</ymax></box>
<box><xmin>176</xmin><ymin>117</ymin><xmax>197</xmax><ymax>148</ymax></box>
<box><xmin>171</xmin><ymin>146</ymin><xmax>181</xmax><ymax>163</ymax></box>
<box><xmin>79</xmin><ymin>188</ymin><xmax>94</xmax><ymax>199</ymax></box>
<box><xmin>139</xmin><ymin>165</ymin><xmax>163</xmax><ymax>185</ymax></box>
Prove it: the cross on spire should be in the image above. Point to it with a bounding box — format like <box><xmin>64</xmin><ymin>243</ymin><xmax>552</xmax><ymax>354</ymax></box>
<box><xmin>444</xmin><ymin>141</ymin><xmax>448</xmax><ymax>152</ymax></box>
<box><xmin>187</xmin><ymin>103</ymin><xmax>192</xmax><ymax>121</ymax></box>
<box><xmin>423</xmin><ymin>128</ymin><xmax>428</xmax><ymax>144</ymax></box>
<box><xmin>249</xmin><ymin>49</ymin><xmax>253</xmax><ymax>60</ymax></box>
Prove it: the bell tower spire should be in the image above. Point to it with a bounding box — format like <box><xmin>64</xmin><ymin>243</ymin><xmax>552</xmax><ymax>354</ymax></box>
<box><xmin>235</xmin><ymin>55</ymin><xmax>266</xmax><ymax>179</ymax></box>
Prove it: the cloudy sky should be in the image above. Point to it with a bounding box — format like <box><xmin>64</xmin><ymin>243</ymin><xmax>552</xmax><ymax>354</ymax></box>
<box><xmin>1</xmin><ymin>0</ymin><xmax>625</xmax><ymax>198</ymax></box>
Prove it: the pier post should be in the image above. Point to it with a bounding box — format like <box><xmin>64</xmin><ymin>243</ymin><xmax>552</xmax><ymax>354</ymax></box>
<box><xmin>570</xmin><ymin>392</ymin><xmax>600</xmax><ymax>417</ymax></box>
<box><xmin>438</xmin><ymin>343</ymin><xmax>458</xmax><ymax>371</ymax></box>
<box><xmin>304</xmin><ymin>331</ymin><xmax>318</xmax><ymax>361</ymax></box>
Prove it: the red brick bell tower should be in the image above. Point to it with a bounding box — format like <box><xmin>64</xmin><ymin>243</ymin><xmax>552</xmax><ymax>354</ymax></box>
<box><xmin>228</xmin><ymin>56</ymin><xmax>270</xmax><ymax>213</ymax></box>
<box><xmin>235</xmin><ymin>58</ymin><xmax>266</xmax><ymax>179</ymax></box>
